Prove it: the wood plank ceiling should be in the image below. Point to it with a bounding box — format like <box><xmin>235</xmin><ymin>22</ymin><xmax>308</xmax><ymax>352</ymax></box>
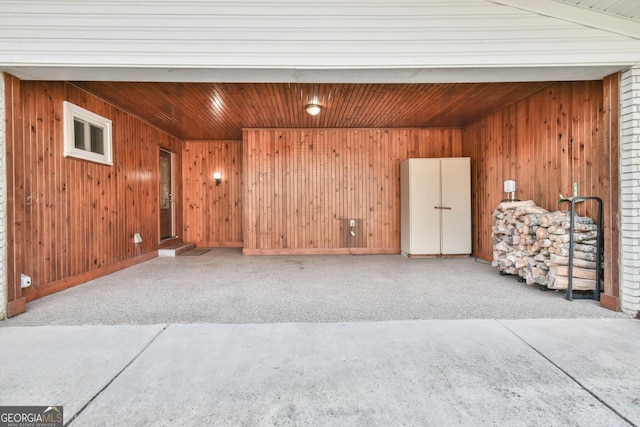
<box><xmin>72</xmin><ymin>82</ymin><xmax>553</xmax><ymax>140</ymax></box>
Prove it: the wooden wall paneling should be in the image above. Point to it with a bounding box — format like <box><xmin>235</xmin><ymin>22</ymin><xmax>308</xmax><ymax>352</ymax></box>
<box><xmin>264</xmin><ymin>131</ymin><xmax>273</xmax><ymax>247</ymax></box>
<box><xmin>36</xmin><ymin>85</ymin><xmax>46</xmax><ymax>283</ymax></box>
<box><xmin>315</xmin><ymin>130</ymin><xmax>323</xmax><ymax>248</ymax></box>
<box><xmin>374</xmin><ymin>130</ymin><xmax>385</xmax><ymax>249</ymax></box>
<box><xmin>4</xmin><ymin>74</ymin><xmax>25</xmax><ymax>315</ymax></box>
<box><xmin>243</xmin><ymin>127</ymin><xmax>462</xmax><ymax>254</ymax></box>
<box><xmin>271</xmin><ymin>130</ymin><xmax>281</xmax><ymax>248</ymax></box>
<box><xmin>601</xmin><ymin>74</ymin><xmax>620</xmax><ymax>310</ymax></box>
<box><xmin>300</xmin><ymin>130</ymin><xmax>309</xmax><ymax>248</ymax></box>
<box><xmin>355</xmin><ymin>130</ymin><xmax>364</xmax><ymax>247</ymax></box>
<box><xmin>273</xmin><ymin>130</ymin><xmax>281</xmax><ymax>248</ymax></box>
<box><xmin>321</xmin><ymin>131</ymin><xmax>328</xmax><ymax>248</ymax></box>
<box><xmin>246</xmin><ymin>130</ymin><xmax>256</xmax><ymax>249</ymax></box>
<box><xmin>183</xmin><ymin>140</ymin><xmax>242</xmax><ymax>247</ymax></box>
<box><xmin>559</xmin><ymin>83</ymin><xmax>574</xmax><ymax>207</ymax></box>
<box><xmin>184</xmin><ymin>141</ymin><xmax>201</xmax><ymax>244</ymax></box>
<box><xmin>299</xmin><ymin>130</ymin><xmax>306</xmax><ymax>247</ymax></box>
<box><xmin>312</xmin><ymin>129</ymin><xmax>320</xmax><ymax>248</ymax></box>
<box><xmin>281</xmin><ymin>131</ymin><xmax>289</xmax><ymax>249</ymax></box>
<box><xmin>461</xmin><ymin>80</ymin><xmax>619</xmax><ymax>305</ymax></box>
<box><xmin>9</xmin><ymin>80</ymin><xmax>182</xmax><ymax>301</ymax></box>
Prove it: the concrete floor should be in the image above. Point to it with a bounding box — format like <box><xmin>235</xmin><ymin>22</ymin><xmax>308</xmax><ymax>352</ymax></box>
<box><xmin>1</xmin><ymin>319</ymin><xmax>639</xmax><ymax>426</ymax></box>
<box><xmin>1</xmin><ymin>249</ymin><xmax>637</xmax><ymax>426</ymax></box>
<box><xmin>2</xmin><ymin>248</ymin><xmax>626</xmax><ymax>325</ymax></box>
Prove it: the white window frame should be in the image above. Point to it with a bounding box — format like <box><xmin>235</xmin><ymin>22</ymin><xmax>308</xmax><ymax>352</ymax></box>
<box><xmin>63</xmin><ymin>101</ymin><xmax>113</xmax><ymax>165</ymax></box>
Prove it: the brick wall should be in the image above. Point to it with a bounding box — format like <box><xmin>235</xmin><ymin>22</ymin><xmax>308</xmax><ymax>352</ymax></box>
<box><xmin>621</xmin><ymin>66</ymin><xmax>640</xmax><ymax>317</ymax></box>
<box><xmin>0</xmin><ymin>75</ymin><xmax>6</xmax><ymax>320</ymax></box>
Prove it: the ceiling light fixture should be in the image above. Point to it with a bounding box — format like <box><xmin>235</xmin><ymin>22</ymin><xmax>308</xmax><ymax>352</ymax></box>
<box><xmin>305</xmin><ymin>103</ymin><xmax>322</xmax><ymax>116</ymax></box>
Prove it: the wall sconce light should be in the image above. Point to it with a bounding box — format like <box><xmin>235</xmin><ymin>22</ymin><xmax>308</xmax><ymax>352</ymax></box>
<box><xmin>213</xmin><ymin>171</ymin><xmax>222</xmax><ymax>186</ymax></box>
<box><xmin>305</xmin><ymin>103</ymin><xmax>322</xmax><ymax>116</ymax></box>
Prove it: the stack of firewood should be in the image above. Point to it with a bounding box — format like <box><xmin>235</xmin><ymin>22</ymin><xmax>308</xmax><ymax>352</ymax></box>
<box><xmin>492</xmin><ymin>201</ymin><xmax>600</xmax><ymax>290</ymax></box>
<box><xmin>492</xmin><ymin>200</ymin><xmax>549</xmax><ymax>283</ymax></box>
<box><xmin>540</xmin><ymin>211</ymin><xmax>599</xmax><ymax>291</ymax></box>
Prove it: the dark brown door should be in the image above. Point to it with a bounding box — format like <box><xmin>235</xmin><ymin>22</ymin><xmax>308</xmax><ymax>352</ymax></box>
<box><xmin>160</xmin><ymin>149</ymin><xmax>174</xmax><ymax>239</ymax></box>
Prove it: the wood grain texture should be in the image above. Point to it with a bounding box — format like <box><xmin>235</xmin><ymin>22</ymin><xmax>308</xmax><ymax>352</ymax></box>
<box><xmin>461</xmin><ymin>79</ymin><xmax>619</xmax><ymax>301</ymax></box>
<box><xmin>4</xmin><ymin>73</ymin><xmax>24</xmax><ymax>313</ymax></box>
<box><xmin>601</xmin><ymin>73</ymin><xmax>620</xmax><ymax>306</ymax></box>
<box><xmin>7</xmin><ymin>79</ymin><xmax>183</xmax><ymax>300</ymax></box>
<box><xmin>243</xmin><ymin>128</ymin><xmax>461</xmax><ymax>254</ymax></box>
<box><xmin>73</xmin><ymin>82</ymin><xmax>551</xmax><ymax>140</ymax></box>
<box><xmin>182</xmin><ymin>140</ymin><xmax>243</xmax><ymax>247</ymax></box>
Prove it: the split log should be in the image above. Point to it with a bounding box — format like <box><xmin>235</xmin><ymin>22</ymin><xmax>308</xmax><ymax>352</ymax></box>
<box><xmin>562</xmin><ymin>222</ymin><xmax>597</xmax><ymax>232</ymax></box>
<box><xmin>522</xmin><ymin>213</ymin><xmax>542</xmax><ymax>226</ymax></box>
<box><xmin>539</xmin><ymin>211</ymin><xmax>594</xmax><ymax>227</ymax></box>
<box><xmin>548</xmin><ymin>255</ymin><xmax>597</xmax><ymax>269</ymax></box>
<box><xmin>549</xmin><ymin>265</ymin><xmax>596</xmax><ymax>280</ymax></box>
<box><xmin>547</xmin><ymin>225</ymin><xmax>567</xmax><ymax>235</ymax></box>
<box><xmin>541</xmin><ymin>239</ymin><xmax>553</xmax><ymax>248</ymax></box>
<box><xmin>553</xmin><ymin>231</ymin><xmax>598</xmax><ymax>244</ymax></box>
<box><xmin>496</xmin><ymin>200</ymin><xmax>536</xmax><ymax>211</ymax></box>
<box><xmin>536</xmin><ymin>227</ymin><xmax>549</xmax><ymax>240</ymax></box>
<box><xmin>533</xmin><ymin>254</ymin><xmax>547</xmax><ymax>262</ymax></box>
<box><xmin>551</xmin><ymin>248</ymin><xmax>598</xmax><ymax>261</ymax></box>
<box><xmin>516</xmin><ymin>207</ymin><xmax>548</xmax><ymax>218</ymax></box>
<box><xmin>547</xmin><ymin>276</ymin><xmax>596</xmax><ymax>291</ymax></box>
<box><xmin>553</xmin><ymin>243</ymin><xmax>598</xmax><ymax>254</ymax></box>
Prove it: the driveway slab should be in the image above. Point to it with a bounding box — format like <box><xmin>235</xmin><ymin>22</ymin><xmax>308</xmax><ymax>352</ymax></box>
<box><xmin>0</xmin><ymin>325</ymin><xmax>166</xmax><ymax>422</ymax></box>
<box><xmin>70</xmin><ymin>320</ymin><xmax>632</xmax><ymax>427</ymax></box>
<box><xmin>502</xmin><ymin>318</ymin><xmax>640</xmax><ymax>425</ymax></box>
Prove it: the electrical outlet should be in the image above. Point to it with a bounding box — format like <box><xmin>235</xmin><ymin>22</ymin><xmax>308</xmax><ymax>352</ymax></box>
<box><xmin>350</xmin><ymin>219</ymin><xmax>355</xmax><ymax>227</ymax></box>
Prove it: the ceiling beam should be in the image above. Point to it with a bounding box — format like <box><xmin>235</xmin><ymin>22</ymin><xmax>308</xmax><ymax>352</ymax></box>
<box><xmin>489</xmin><ymin>0</ymin><xmax>640</xmax><ymax>40</ymax></box>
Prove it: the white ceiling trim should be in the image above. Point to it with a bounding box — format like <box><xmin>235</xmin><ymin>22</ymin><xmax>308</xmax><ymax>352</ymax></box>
<box><xmin>490</xmin><ymin>0</ymin><xmax>640</xmax><ymax>39</ymax></box>
<box><xmin>2</xmin><ymin>65</ymin><xmax>629</xmax><ymax>84</ymax></box>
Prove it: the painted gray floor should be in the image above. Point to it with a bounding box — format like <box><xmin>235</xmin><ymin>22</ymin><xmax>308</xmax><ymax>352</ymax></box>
<box><xmin>1</xmin><ymin>320</ymin><xmax>638</xmax><ymax>426</ymax></box>
<box><xmin>2</xmin><ymin>249</ymin><xmax>626</xmax><ymax>325</ymax></box>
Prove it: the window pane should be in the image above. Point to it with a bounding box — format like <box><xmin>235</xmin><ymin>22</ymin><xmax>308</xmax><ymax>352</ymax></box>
<box><xmin>90</xmin><ymin>125</ymin><xmax>104</xmax><ymax>154</ymax></box>
<box><xmin>74</xmin><ymin>119</ymin><xmax>86</xmax><ymax>150</ymax></box>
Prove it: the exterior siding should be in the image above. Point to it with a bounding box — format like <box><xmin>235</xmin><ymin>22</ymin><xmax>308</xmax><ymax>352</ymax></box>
<box><xmin>0</xmin><ymin>1</ymin><xmax>639</xmax><ymax>71</ymax></box>
<box><xmin>621</xmin><ymin>66</ymin><xmax>640</xmax><ymax>316</ymax></box>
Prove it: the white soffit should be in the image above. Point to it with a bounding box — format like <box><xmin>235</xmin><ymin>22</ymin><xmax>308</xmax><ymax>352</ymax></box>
<box><xmin>550</xmin><ymin>0</ymin><xmax>640</xmax><ymax>22</ymax></box>
<box><xmin>1</xmin><ymin>65</ymin><xmax>629</xmax><ymax>84</ymax></box>
<box><xmin>491</xmin><ymin>0</ymin><xmax>640</xmax><ymax>39</ymax></box>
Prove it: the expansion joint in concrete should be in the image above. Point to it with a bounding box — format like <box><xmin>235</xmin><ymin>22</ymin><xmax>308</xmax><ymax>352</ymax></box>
<box><xmin>65</xmin><ymin>324</ymin><xmax>170</xmax><ymax>426</ymax></box>
<box><xmin>496</xmin><ymin>320</ymin><xmax>637</xmax><ymax>427</ymax></box>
